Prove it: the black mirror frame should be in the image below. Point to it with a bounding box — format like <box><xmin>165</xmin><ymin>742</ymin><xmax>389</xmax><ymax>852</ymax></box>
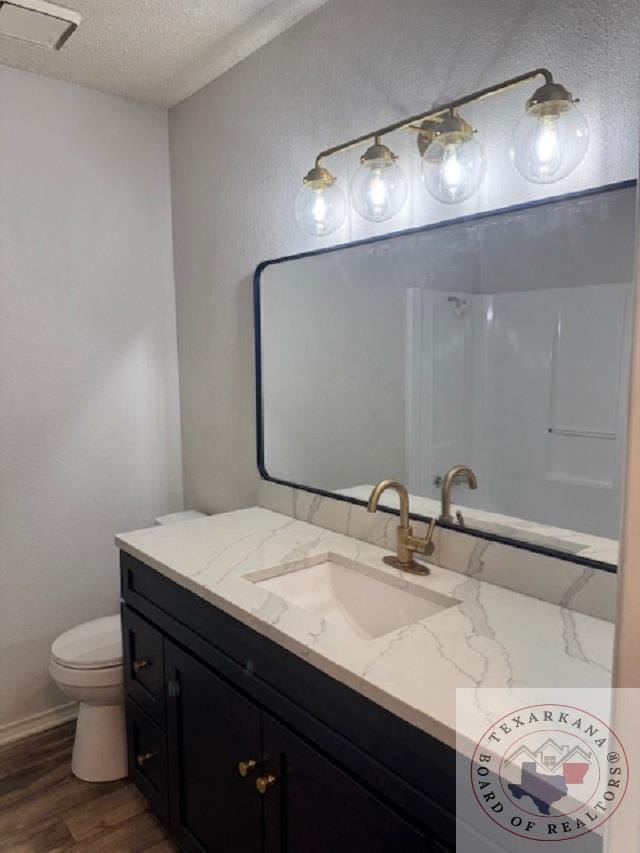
<box><xmin>254</xmin><ymin>179</ymin><xmax>637</xmax><ymax>574</ymax></box>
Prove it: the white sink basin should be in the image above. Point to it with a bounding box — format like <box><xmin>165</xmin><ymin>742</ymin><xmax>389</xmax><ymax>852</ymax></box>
<box><xmin>245</xmin><ymin>552</ymin><xmax>460</xmax><ymax>641</ymax></box>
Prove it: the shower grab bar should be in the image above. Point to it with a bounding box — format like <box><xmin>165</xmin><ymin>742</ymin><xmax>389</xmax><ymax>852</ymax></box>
<box><xmin>548</xmin><ymin>427</ymin><xmax>616</xmax><ymax>440</ymax></box>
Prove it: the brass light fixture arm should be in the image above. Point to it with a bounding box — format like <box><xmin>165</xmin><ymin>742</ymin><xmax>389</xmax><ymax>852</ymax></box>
<box><xmin>314</xmin><ymin>67</ymin><xmax>554</xmax><ymax>168</ymax></box>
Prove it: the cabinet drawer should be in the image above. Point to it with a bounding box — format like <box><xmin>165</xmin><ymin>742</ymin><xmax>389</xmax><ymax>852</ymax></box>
<box><xmin>122</xmin><ymin>605</ymin><xmax>165</xmax><ymax>728</ymax></box>
<box><xmin>126</xmin><ymin>698</ymin><xmax>168</xmax><ymax>824</ymax></box>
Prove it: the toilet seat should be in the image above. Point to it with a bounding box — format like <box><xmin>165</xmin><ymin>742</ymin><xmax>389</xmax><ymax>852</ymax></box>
<box><xmin>50</xmin><ymin>656</ymin><xmax>123</xmax><ymax>688</ymax></box>
<box><xmin>52</xmin><ymin>614</ymin><xmax>122</xmax><ymax>670</ymax></box>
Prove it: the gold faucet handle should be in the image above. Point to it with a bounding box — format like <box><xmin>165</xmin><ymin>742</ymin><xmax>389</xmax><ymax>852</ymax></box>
<box><xmin>408</xmin><ymin>518</ymin><xmax>437</xmax><ymax>556</ymax></box>
<box><xmin>411</xmin><ymin>539</ymin><xmax>436</xmax><ymax>557</ymax></box>
<box><xmin>414</xmin><ymin>539</ymin><xmax>436</xmax><ymax>557</ymax></box>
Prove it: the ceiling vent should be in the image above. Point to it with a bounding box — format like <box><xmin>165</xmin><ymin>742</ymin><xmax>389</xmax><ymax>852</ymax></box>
<box><xmin>0</xmin><ymin>0</ymin><xmax>81</xmax><ymax>50</ymax></box>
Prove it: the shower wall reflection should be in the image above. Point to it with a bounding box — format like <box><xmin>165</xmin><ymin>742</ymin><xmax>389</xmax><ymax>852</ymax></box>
<box><xmin>402</xmin><ymin>282</ymin><xmax>631</xmax><ymax>538</ymax></box>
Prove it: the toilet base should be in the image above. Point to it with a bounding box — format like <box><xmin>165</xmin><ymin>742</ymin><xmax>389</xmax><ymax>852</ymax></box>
<box><xmin>71</xmin><ymin>702</ymin><xmax>127</xmax><ymax>782</ymax></box>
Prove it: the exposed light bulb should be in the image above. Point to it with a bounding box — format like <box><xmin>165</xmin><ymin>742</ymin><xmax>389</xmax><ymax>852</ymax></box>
<box><xmin>295</xmin><ymin>166</ymin><xmax>346</xmax><ymax>236</ymax></box>
<box><xmin>368</xmin><ymin>169</ymin><xmax>388</xmax><ymax>207</ymax></box>
<box><xmin>351</xmin><ymin>141</ymin><xmax>408</xmax><ymax>222</ymax></box>
<box><xmin>312</xmin><ymin>192</ymin><xmax>328</xmax><ymax>224</ymax></box>
<box><xmin>421</xmin><ymin>112</ymin><xmax>485</xmax><ymax>204</ymax></box>
<box><xmin>511</xmin><ymin>81</ymin><xmax>588</xmax><ymax>183</ymax></box>
<box><xmin>441</xmin><ymin>145</ymin><xmax>463</xmax><ymax>192</ymax></box>
<box><xmin>535</xmin><ymin>116</ymin><xmax>561</xmax><ymax>171</ymax></box>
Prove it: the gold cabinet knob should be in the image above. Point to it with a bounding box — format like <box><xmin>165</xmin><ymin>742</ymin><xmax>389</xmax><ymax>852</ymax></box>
<box><xmin>132</xmin><ymin>659</ymin><xmax>149</xmax><ymax>673</ymax></box>
<box><xmin>256</xmin><ymin>774</ymin><xmax>277</xmax><ymax>794</ymax></box>
<box><xmin>136</xmin><ymin>750</ymin><xmax>157</xmax><ymax>767</ymax></box>
<box><xmin>238</xmin><ymin>759</ymin><xmax>257</xmax><ymax>777</ymax></box>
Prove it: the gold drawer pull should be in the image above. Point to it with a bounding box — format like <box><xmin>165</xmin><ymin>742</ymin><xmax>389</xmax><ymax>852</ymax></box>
<box><xmin>238</xmin><ymin>759</ymin><xmax>257</xmax><ymax>778</ymax></box>
<box><xmin>256</xmin><ymin>774</ymin><xmax>277</xmax><ymax>794</ymax></box>
<box><xmin>136</xmin><ymin>750</ymin><xmax>157</xmax><ymax>767</ymax></box>
<box><xmin>132</xmin><ymin>659</ymin><xmax>149</xmax><ymax>673</ymax></box>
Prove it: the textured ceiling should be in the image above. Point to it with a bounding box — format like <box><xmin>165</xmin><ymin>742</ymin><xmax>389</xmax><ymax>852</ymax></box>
<box><xmin>0</xmin><ymin>0</ymin><xmax>329</xmax><ymax>106</ymax></box>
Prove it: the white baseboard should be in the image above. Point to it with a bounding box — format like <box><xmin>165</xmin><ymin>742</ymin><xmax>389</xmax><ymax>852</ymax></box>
<box><xmin>0</xmin><ymin>702</ymin><xmax>78</xmax><ymax>747</ymax></box>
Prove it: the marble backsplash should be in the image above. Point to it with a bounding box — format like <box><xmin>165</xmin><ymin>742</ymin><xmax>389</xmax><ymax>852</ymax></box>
<box><xmin>256</xmin><ymin>480</ymin><xmax>617</xmax><ymax>623</ymax></box>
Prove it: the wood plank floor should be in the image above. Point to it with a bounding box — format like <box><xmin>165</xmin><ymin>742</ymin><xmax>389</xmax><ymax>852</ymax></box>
<box><xmin>0</xmin><ymin>722</ymin><xmax>177</xmax><ymax>852</ymax></box>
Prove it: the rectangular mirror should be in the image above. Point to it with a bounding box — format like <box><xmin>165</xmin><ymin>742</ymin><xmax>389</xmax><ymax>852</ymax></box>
<box><xmin>255</xmin><ymin>181</ymin><xmax>637</xmax><ymax>570</ymax></box>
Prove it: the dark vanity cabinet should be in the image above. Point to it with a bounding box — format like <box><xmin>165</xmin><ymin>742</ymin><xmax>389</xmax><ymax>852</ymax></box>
<box><xmin>120</xmin><ymin>552</ymin><xmax>456</xmax><ymax>852</ymax></box>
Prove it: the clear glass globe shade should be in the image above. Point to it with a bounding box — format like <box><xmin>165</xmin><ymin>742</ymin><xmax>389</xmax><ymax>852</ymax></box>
<box><xmin>295</xmin><ymin>181</ymin><xmax>346</xmax><ymax>236</ymax></box>
<box><xmin>351</xmin><ymin>159</ymin><xmax>408</xmax><ymax>222</ymax></box>
<box><xmin>511</xmin><ymin>102</ymin><xmax>589</xmax><ymax>183</ymax></box>
<box><xmin>421</xmin><ymin>135</ymin><xmax>485</xmax><ymax>204</ymax></box>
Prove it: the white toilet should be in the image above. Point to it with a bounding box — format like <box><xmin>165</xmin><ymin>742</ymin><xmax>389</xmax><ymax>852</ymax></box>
<box><xmin>49</xmin><ymin>614</ymin><xmax>126</xmax><ymax>782</ymax></box>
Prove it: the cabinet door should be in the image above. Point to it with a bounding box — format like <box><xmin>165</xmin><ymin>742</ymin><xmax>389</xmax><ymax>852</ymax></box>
<box><xmin>262</xmin><ymin>715</ymin><xmax>429</xmax><ymax>853</ymax></box>
<box><xmin>165</xmin><ymin>641</ymin><xmax>263</xmax><ymax>853</ymax></box>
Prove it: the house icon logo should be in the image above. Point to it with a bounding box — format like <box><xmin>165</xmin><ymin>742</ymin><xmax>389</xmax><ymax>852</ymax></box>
<box><xmin>502</xmin><ymin>737</ymin><xmax>594</xmax><ymax>817</ymax></box>
<box><xmin>469</xmin><ymin>704</ymin><xmax>629</xmax><ymax>843</ymax></box>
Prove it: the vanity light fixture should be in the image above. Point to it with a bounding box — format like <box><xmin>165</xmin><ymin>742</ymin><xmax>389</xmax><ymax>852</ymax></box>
<box><xmin>294</xmin><ymin>165</ymin><xmax>346</xmax><ymax>236</ymax></box>
<box><xmin>421</xmin><ymin>110</ymin><xmax>485</xmax><ymax>204</ymax></box>
<box><xmin>350</xmin><ymin>137</ymin><xmax>408</xmax><ymax>222</ymax></box>
<box><xmin>510</xmin><ymin>80</ymin><xmax>589</xmax><ymax>183</ymax></box>
<box><xmin>295</xmin><ymin>68</ymin><xmax>588</xmax><ymax>235</ymax></box>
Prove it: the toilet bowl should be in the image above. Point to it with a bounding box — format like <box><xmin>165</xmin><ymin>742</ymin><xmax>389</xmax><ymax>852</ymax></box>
<box><xmin>49</xmin><ymin>614</ymin><xmax>126</xmax><ymax>782</ymax></box>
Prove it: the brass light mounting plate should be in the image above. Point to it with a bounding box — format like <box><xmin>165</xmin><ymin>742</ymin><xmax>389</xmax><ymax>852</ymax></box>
<box><xmin>303</xmin><ymin>166</ymin><xmax>336</xmax><ymax>188</ymax></box>
<box><xmin>527</xmin><ymin>81</ymin><xmax>573</xmax><ymax>116</ymax></box>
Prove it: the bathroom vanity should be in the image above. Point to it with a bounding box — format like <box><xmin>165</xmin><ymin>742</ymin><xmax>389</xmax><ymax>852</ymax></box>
<box><xmin>120</xmin><ymin>554</ymin><xmax>452</xmax><ymax>851</ymax></box>
<box><xmin>117</xmin><ymin>508</ymin><xmax>613</xmax><ymax>852</ymax></box>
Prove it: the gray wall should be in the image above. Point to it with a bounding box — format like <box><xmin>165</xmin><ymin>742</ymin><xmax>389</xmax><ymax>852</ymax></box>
<box><xmin>169</xmin><ymin>0</ymin><xmax>640</xmax><ymax>514</ymax></box>
<box><xmin>0</xmin><ymin>67</ymin><xmax>183</xmax><ymax>730</ymax></box>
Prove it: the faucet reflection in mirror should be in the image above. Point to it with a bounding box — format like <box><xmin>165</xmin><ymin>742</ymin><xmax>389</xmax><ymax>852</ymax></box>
<box><xmin>367</xmin><ymin>479</ymin><xmax>436</xmax><ymax>575</ymax></box>
<box><xmin>439</xmin><ymin>465</ymin><xmax>479</xmax><ymax>526</ymax></box>
<box><xmin>295</xmin><ymin>68</ymin><xmax>588</xmax><ymax>235</ymax></box>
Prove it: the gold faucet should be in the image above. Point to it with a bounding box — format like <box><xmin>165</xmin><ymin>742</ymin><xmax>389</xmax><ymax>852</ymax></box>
<box><xmin>367</xmin><ymin>479</ymin><xmax>436</xmax><ymax>574</ymax></box>
<box><xmin>440</xmin><ymin>465</ymin><xmax>478</xmax><ymax>524</ymax></box>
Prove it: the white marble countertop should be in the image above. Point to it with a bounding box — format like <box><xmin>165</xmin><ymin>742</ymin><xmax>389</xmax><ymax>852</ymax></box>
<box><xmin>116</xmin><ymin>507</ymin><xmax>614</xmax><ymax>750</ymax></box>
